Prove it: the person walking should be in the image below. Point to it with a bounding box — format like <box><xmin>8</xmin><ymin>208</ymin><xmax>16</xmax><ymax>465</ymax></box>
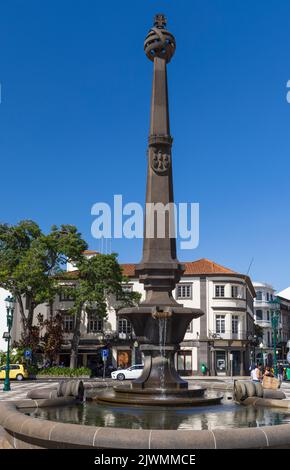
<box><xmin>251</xmin><ymin>363</ymin><xmax>261</xmax><ymax>382</ymax></box>
<box><xmin>278</xmin><ymin>363</ymin><xmax>284</xmax><ymax>382</ymax></box>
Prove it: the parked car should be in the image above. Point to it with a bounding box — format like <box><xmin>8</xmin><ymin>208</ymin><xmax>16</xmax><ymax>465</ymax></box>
<box><xmin>0</xmin><ymin>364</ymin><xmax>29</xmax><ymax>381</ymax></box>
<box><xmin>111</xmin><ymin>364</ymin><xmax>144</xmax><ymax>381</ymax></box>
<box><xmin>95</xmin><ymin>364</ymin><xmax>117</xmax><ymax>378</ymax></box>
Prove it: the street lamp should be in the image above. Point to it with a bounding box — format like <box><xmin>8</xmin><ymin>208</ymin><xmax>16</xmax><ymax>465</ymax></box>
<box><xmin>3</xmin><ymin>295</ymin><xmax>15</xmax><ymax>392</ymax></box>
<box><xmin>270</xmin><ymin>297</ymin><xmax>281</xmax><ymax>378</ymax></box>
<box><xmin>259</xmin><ymin>342</ymin><xmax>264</xmax><ymax>366</ymax></box>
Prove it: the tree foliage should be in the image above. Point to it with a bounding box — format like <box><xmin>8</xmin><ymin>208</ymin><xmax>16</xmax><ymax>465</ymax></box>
<box><xmin>0</xmin><ymin>220</ymin><xmax>87</xmax><ymax>345</ymax></box>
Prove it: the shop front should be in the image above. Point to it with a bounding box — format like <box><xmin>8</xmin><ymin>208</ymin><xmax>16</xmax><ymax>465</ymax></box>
<box><xmin>210</xmin><ymin>340</ymin><xmax>249</xmax><ymax>376</ymax></box>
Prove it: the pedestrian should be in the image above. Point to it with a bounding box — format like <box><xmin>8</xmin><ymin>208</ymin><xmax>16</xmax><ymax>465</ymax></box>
<box><xmin>251</xmin><ymin>363</ymin><xmax>261</xmax><ymax>382</ymax></box>
<box><xmin>278</xmin><ymin>363</ymin><xmax>284</xmax><ymax>382</ymax></box>
<box><xmin>263</xmin><ymin>366</ymin><xmax>274</xmax><ymax>378</ymax></box>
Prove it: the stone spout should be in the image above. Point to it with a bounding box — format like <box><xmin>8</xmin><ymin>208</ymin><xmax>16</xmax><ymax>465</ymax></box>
<box><xmin>151</xmin><ymin>307</ymin><xmax>172</xmax><ymax>319</ymax></box>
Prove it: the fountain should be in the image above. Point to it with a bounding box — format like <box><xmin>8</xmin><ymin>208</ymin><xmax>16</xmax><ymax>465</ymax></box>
<box><xmin>96</xmin><ymin>14</ymin><xmax>222</xmax><ymax>407</ymax></box>
<box><xmin>2</xmin><ymin>14</ymin><xmax>290</xmax><ymax>450</ymax></box>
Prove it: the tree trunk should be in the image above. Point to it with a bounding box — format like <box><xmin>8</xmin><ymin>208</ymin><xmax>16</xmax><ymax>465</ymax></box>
<box><xmin>70</xmin><ymin>306</ymin><xmax>83</xmax><ymax>369</ymax></box>
<box><xmin>26</xmin><ymin>296</ymin><xmax>35</xmax><ymax>347</ymax></box>
<box><xmin>49</xmin><ymin>300</ymin><xmax>54</xmax><ymax>322</ymax></box>
<box><xmin>15</xmin><ymin>293</ymin><xmax>27</xmax><ymax>337</ymax></box>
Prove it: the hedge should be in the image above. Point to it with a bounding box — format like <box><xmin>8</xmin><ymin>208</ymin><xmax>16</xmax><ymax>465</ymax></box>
<box><xmin>38</xmin><ymin>367</ymin><xmax>91</xmax><ymax>377</ymax></box>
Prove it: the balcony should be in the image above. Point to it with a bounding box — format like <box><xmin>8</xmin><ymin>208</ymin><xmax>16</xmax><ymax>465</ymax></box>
<box><xmin>208</xmin><ymin>330</ymin><xmax>248</xmax><ymax>341</ymax></box>
<box><xmin>255</xmin><ymin>319</ymin><xmax>282</xmax><ymax>329</ymax></box>
<box><xmin>255</xmin><ymin>319</ymin><xmax>271</xmax><ymax>328</ymax></box>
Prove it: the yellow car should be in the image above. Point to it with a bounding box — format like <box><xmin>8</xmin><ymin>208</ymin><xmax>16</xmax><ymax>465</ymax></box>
<box><xmin>0</xmin><ymin>364</ymin><xmax>29</xmax><ymax>381</ymax></box>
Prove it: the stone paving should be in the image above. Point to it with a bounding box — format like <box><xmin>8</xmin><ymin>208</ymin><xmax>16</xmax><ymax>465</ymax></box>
<box><xmin>0</xmin><ymin>377</ymin><xmax>290</xmax><ymax>401</ymax></box>
<box><xmin>0</xmin><ymin>381</ymin><xmax>57</xmax><ymax>402</ymax></box>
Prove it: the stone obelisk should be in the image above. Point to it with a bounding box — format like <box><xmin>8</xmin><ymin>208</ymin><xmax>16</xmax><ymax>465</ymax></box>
<box><xmin>135</xmin><ymin>13</ymin><xmax>184</xmax><ymax>308</ymax></box>
<box><xmin>114</xmin><ymin>14</ymin><xmax>205</xmax><ymax>398</ymax></box>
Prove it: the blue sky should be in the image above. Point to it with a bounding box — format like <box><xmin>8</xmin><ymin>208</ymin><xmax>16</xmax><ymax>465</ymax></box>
<box><xmin>0</xmin><ymin>1</ymin><xmax>290</xmax><ymax>290</ymax></box>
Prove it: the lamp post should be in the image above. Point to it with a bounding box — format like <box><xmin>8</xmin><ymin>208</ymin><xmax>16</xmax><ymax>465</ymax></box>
<box><xmin>259</xmin><ymin>342</ymin><xmax>264</xmax><ymax>367</ymax></box>
<box><xmin>3</xmin><ymin>295</ymin><xmax>15</xmax><ymax>392</ymax></box>
<box><xmin>270</xmin><ymin>297</ymin><xmax>280</xmax><ymax>378</ymax></box>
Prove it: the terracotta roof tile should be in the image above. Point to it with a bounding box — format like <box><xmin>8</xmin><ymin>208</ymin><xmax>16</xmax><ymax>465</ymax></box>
<box><xmin>120</xmin><ymin>259</ymin><xmax>235</xmax><ymax>277</ymax></box>
<box><xmin>182</xmin><ymin>258</ymin><xmax>236</xmax><ymax>275</ymax></box>
<box><xmin>61</xmin><ymin>258</ymin><xmax>254</xmax><ymax>296</ymax></box>
<box><xmin>121</xmin><ymin>264</ymin><xmax>136</xmax><ymax>277</ymax></box>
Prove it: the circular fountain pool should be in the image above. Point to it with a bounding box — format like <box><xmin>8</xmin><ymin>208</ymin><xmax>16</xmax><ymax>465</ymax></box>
<box><xmin>20</xmin><ymin>393</ymin><xmax>290</xmax><ymax>431</ymax></box>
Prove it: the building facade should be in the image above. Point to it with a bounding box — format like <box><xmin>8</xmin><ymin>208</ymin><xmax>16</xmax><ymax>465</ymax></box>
<box><xmin>11</xmin><ymin>253</ymin><xmax>255</xmax><ymax>376</ymax></box>
<box><xmin>121</xmin><ymin>259</ymin><xmax>255</xmax><ymax>377</ymax></box>
<box><xmin>253</xmin><ymin>282</ymin><xmax>290</xmax><ymax>364</ymax></box>
<box><xmin>276</xmin><ymin>286</ymin><xmax>290</xmax><ymax>361</ymax></box>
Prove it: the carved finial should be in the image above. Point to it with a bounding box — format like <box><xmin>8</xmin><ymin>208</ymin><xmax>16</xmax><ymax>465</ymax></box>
<box><xmin>144</xmin><ymin>14</ymin><xmax>176</xmax><ymax>63</ymax></box>
<box><xmin>154</xmin><ymin>13</ymin><xmax>167</xmax><ymax>29</ymax></box>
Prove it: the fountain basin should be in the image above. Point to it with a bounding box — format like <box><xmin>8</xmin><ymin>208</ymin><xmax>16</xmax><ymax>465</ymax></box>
<box><xmin>96</xmin><ymin>385</ymin><xmax>223</xmax><ymax>406</ymax></box>
<box><xmin>2</xmin><ymin>399</ymin><xmax>290</xmax><ymax>448</ymax></box>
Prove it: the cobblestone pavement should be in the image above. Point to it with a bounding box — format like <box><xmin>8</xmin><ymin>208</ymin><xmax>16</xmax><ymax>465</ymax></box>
<box><xmin>0</xmin><ymin>381</ymin><xmax>57</xmax><ymax>402</ymax></box>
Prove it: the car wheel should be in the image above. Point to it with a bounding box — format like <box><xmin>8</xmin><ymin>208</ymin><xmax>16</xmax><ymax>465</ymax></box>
<box><xmin>117</xmin><ymin>373</ymin><xmax>125</xmax><ymax>381</ymax></box>
<box><xmin>16</xmin><ymin>374</ymin><xmax>24</xmax><ymax>381</ymax></box>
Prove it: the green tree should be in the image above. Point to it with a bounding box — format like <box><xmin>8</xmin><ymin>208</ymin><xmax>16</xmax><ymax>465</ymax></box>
<box><xmin>0</xmin><ymin>221</ymin><xmax>87</xmax><ymax>348</ymax></box>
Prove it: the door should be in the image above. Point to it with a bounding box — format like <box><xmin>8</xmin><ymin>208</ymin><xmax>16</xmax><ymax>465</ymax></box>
<box><xmin>177</xmin><ymin>351</ymin><xmax>192</xmax><ymax>376</ymax></box>
<box><xmin>216</xmin><ymin>351</ymin><xmax>226</xmax><ymax>375</ymax></box>
<box><xmin>232</xmin><ymin>351</ymin><xmax>241</xmax><ymax>376</ymax></box>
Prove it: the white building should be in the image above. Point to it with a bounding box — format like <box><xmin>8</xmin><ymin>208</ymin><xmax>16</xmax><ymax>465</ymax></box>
<box><xmin>12</xmin><ymin>253</ymin><xmax>255</xmax><ymax>376</ymax></box>
<box><xmin>119</xmin><ymin>259</ymin><xmax>255</xmax><ymax>376</ymax></box>
<box><xmin>253</xmin><ymin>282</ymin><xmax>283</xmax><ymax>364</ymax></box>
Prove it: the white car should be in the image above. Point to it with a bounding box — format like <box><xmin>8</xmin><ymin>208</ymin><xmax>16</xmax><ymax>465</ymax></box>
<box><xmin>111</xmin><ymin>364</ymin><xmax>144</xmax><ymax>381</ymax></box>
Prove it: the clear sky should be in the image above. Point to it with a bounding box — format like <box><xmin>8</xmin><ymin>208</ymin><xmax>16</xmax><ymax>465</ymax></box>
<box><xmin>0</xmin><ymin>1</ymin><xmax>290</xmax><ymax>291</ymax></box>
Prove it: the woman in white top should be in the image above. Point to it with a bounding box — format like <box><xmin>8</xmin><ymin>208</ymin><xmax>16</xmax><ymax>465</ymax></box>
<box><xmin>251</xmin><ymin>365</ymin><xmax>261</xmax><ymax>382</ymax></box>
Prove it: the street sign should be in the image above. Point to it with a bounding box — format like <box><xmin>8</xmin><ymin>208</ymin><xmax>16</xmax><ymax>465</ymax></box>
<box><xmin>24</xmin><ymin>349</ymin><xmax>32</xmax><ymax>359</ymax></box>
<box><xmin>101</xmin><ymin>349</ymin><xmax>109</xmax><ymax>360</ymax></box>
<box><xmin>287</xmin><ymin>351</ymin><xmax>290</xmax><ymax>363</ymax></box>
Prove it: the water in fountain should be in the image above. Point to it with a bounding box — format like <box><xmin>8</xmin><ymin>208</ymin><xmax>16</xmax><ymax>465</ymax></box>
<box><xmin>158</xmin><ymin>318</ymin><xmax>167</xmax><ymax>391</ymax></box>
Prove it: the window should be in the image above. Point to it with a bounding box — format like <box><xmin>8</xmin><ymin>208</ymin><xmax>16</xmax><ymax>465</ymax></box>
<box><xmin>216</xmin><ymin>315</ymin><xmax>225</xmax><ymax>334</ymax></box>
<box><xmin>256</xmin><ymin>291</ymin><xmax>262</xmax><ymax>301</ymax></box>
<box><xmin>177</xmin><ymin>284</ymin><xmax>192</xmax><ymax>299</ymax></box>
<box><xmin>130</xmin><ymin>365</ymin><xmax>143</xmax><ymax>370</ymax></box>
<box><xmin>118</xmin><ymin>319</ymin><xmax>132</xmax><ymax>335</ymax></box>
<box><xmin>266</xmin><ymin>293</ymin><xmax>269</xmax><ymax>301</ymax></box>
<box><xmin>116</xmin><ymin>285</ymin><xmax>133</xmax><ymax>300</ymax></box>
<box><xmin>87</xmin><ymin>313</ymin><xmax>103</xmax><ymax>333</ymax></box>
<box><xmin>63</xmin><ymin>314</ymin><xmax>74</xmax><ymax>332</ymax></box>
<box><xmin>256</xmin><ymin>310</ymin><xmax>263</xmax><ymax>321</ymax></box>
<box><xmin>232</xmin><ymin>315</ymin><xmax>239</xmax><ymax>334</ymax></box>
<box><xmin>186</xmin><ymin>321</ymin><xmax>192</xmax><ymax>333</ymax></box>
<box><xmin>59</xmin><ymin>291</ymin><xmax>74</xmax><ymax>302</ymax></box>
<box><xmin>215</xmin><ymin>285</ymin><xmax>225</xmax><ymax>297</ymax></box>
<box><xmin>231</xmin><ymin>286</ymin><xmax>239</xmax><ymax>298</ymax></box>
<box><xmin>267</xmin><ymin>331</ymin><xmax>271</xmax><ymax>347</ymax></box>
<box><xmin>267</xmin><ymin>311</ymin><xmax>270</xmax><ymax>321</ymax></box>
